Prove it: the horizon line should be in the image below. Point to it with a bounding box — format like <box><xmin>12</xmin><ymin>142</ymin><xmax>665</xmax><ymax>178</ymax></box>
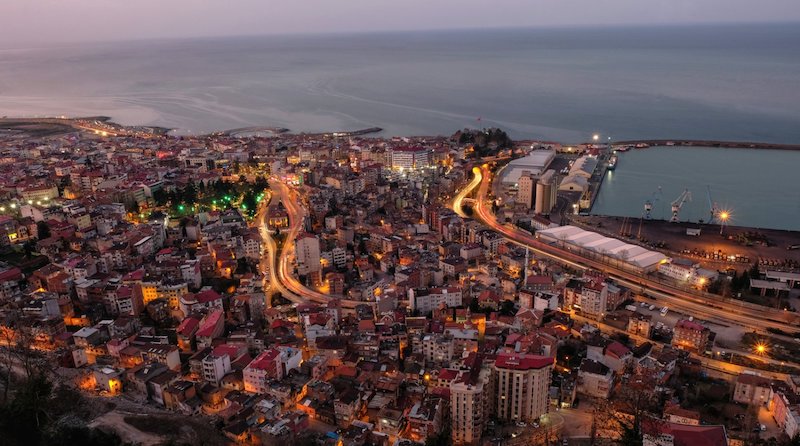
<box><xmin>2</xmin><ymin>20</ymin><xmax>799</xmax><ymax>51</ymax></box>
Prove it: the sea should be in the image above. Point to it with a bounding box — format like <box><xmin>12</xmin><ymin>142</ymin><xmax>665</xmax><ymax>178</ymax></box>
<box><xmin>592</xmin><ymin>147</ymin><xmax>800</xmax><ymax>231</ymax></box>
<box><xmin>1</xmin><ymin>23</ymin><xmax>799</xmax><ymax>229</ymax></box>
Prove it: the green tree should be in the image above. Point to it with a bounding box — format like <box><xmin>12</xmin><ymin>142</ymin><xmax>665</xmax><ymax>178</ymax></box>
<box><xmin>499</xmin><ymin>299</ymin><xmax>517</xmax><ymax>316</ymax></box>
<box><xmin>183</xmin><ymin>182</ymin><xmax>198</xmax><ymax>204</ymax></box>
<box><xmin>241</xmin><ymin>190</ymin><xmax>257</xmax><ymax>217</ymax></box>
<box><xmin>36</xmin><ymin>221</ymin><xmax>50</xmax><ymax>240</ymax></box>
<box><xmin>254</xmin><ymin>176</ymin><xmax>269</xmax><ymax>191</ymax></box>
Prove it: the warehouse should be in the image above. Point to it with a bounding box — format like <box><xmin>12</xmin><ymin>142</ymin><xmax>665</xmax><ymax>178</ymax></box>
<box><xmin>500</xmin><ymin>150</ymin><xmax>556</xmax><ymax>186</ymax></box>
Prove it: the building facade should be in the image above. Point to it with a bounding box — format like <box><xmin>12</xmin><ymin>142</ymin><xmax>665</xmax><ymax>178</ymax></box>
<box><xmin>493</xmin><ymin>353</ymin><xmax>553</xmax><ymax>422</ymax></box>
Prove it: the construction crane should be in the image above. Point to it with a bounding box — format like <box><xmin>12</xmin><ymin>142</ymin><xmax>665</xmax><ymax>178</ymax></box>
<box><xmin>670</xmin><ymin>189</ymin><xmax>692</xmax><ymax>222</ymax></box>
<box><xmin>644</xmin><ymin>186</ymin><xmax>662</xmax><ymax>220</ymax></box>
<box><xmin>705</xmin><ymin>185</ymin><xmax>720</xmax><ymax>224</ymax></box>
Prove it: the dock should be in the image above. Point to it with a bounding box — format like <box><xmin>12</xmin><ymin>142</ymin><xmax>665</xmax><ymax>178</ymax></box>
<box><xmin>614</xmin><ymin>139</ymin><xmax>800</xmax><ymax>151</ymax></box>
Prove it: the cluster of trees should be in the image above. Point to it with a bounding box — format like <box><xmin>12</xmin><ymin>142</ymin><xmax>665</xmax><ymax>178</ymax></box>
<box><xmin>151</xmin><ymin>176</ymin><xmax>269</xmax><ymax>218</ymax></box>
<box><xmin>468</xmin><ymin>297</ymin><xmax>516</xmax><ymax>317</ymax></box>
<box><xmin>730</xmin><ymin>263</ymin><xmax>760</xmax><ymax>293</ymax></box>
<box><xmin>708</xmin><ymin>263</ymin><xmax>760</xmax><ymax>297</ymax></box>
<box><xmin>453</xmin><ymin>127</ymin><xmax>514</xmax><ymax>157</ymax></box>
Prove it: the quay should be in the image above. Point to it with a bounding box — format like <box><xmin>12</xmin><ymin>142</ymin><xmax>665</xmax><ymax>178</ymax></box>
<box><xmin>614</xmin><ymin>139</ymin><xmax>800</xmax><ymax>151</ymax></box>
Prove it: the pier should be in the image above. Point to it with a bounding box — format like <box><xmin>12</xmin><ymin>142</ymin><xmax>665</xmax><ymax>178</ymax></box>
<box><xmin>614</xmin><ymin>139</ymin><xmax>800</xmax><ymax>151</ymax></box>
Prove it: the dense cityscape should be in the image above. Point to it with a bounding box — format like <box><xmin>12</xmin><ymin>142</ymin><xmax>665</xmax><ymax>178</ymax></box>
<box><xmin>0</xmin><ymin>117</ymin><xmax>797</xmax><ymax>446</ymax></box>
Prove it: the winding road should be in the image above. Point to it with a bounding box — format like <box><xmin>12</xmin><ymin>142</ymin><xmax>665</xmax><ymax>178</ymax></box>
<box><xmin>258</xmin><ymin>180</ymin><xmax>363</xmax><ymax>309</ymax></box>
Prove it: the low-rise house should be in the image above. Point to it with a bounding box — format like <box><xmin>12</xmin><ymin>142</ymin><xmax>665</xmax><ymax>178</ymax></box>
<box><xmin>672</xmin><ymin>319</ymin><xmax>712</xmax><ymax>352</ymax></box>
<box><xmin>732</xmin><ymin>372</ymin><xmax>773</xmax><ymax>406</ymax></box>
<box><xmin>577</xmin><ymin>359</ymin><xmax>613</xmax><ymax>399</ymax></box>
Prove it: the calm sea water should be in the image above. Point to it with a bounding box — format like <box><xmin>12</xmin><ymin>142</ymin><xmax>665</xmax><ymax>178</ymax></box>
<box><xmin>592</xmin><ymin>147</ymin><xmax>800</xmax><ymax>231</ymax></box>
<box><xmin>1</xmin><ymin>24</ymin><xmax>799</xmax><ymax>142</ymax></box>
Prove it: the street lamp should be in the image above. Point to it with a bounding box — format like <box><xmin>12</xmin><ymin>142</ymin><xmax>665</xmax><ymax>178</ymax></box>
<box><xmin>719</xmin><ymin>211</ymin><xmax>730</xmax><ymax>235</ymax></box>
<box><xmin>755</xmin><ymin>343</ymin><xmax>767</xmax><ymax>355</ymax></box>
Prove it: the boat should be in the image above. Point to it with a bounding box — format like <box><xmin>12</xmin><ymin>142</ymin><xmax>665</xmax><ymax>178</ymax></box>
<box><xmin>608</xmin><ymin>156</ymin><xmax>617</xmax><ymax>170</ymax></box>
<box><xmin>635</xmin><ymin>143</ymin><xmax>649</xmax><ymax>149</ymax></box>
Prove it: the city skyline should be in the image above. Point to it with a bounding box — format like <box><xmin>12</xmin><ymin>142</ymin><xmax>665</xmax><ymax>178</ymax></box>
<box><xmin>3</xmin><ymin>0</ymin><xmax>800</xmax><ymax>46</ymax></box>
<box><xmin>1</xmin><ymin>2</ymin><xmax>799</xmax><ymax>445</ymax></box>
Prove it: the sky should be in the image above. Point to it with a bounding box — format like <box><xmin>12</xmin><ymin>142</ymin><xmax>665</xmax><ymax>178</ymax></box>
<box><xmin>2</xmin><ymin>0</ymin><xmax>799</xmax><ymax>46</ymax></box>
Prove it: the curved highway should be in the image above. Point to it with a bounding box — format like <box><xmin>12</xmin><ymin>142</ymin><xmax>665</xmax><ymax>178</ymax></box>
<box><xmin>262</xmin><ymin>180</ymin><xmax>364</xmax><ymax>309</ymax></box>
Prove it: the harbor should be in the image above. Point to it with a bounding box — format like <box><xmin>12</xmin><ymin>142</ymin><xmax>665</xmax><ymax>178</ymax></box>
<box><xmin>590</xmin><ymin>145</ymin><xmax>800</xmax><ymax>232</ymax></box>
<box><xmin>613</xmin><ymin>139</ymin><xmax>800</xmax><ymax>152</ymax></box>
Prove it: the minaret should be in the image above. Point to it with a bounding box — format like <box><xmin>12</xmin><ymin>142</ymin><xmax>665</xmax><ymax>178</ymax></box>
<box><xmin>524</xmin><ymin>247</ymin><xmax>530</xmax><ymax>282</ymax></box>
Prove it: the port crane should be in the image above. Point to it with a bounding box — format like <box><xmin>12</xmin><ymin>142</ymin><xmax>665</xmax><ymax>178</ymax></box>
<box><xmin>643</xmin><ymin>186</ymin><xmax>662</xmax><ymax>220</ymax></box>
<box><xmin>705</xmin><ymin>186</ymin><xmax>720</xmax><ymax>224</ymax></box>
<box><xmin>670</xmin><ymin>189</ymin><xmax>692</xmax><ymax>222</ymax></box>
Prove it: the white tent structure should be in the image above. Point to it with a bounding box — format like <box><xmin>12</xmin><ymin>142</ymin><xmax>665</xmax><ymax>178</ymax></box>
<box><xmin>537</xmin><ymin>225</ymin><xmax>667</xmax><ymax>272</ymax></box>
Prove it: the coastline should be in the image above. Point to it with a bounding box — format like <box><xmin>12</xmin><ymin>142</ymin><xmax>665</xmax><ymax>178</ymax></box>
<box><xmin>0</xmin><ymin>116</ymin><xmax>385</xmax><ymax>139</ymax></box>
<box><xmin>2</xmin><ymin>116</ymin><xmax>799</xmax><ymax>149</ymax></box>
<box><xmin>614</xmin><ymin>139</ymin><xmax>800</xmax><ymax>151</ymax></box>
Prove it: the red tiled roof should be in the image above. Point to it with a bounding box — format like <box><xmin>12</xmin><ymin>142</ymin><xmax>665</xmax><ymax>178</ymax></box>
<box><xmin>495</xmin><ymin>353</ymin><xmax>553</xmax><ymax>371</ymax></box>
<box><xmin>248</xmin><ymin>349</ymin><xmax>280</xmax><ymax>370</ymax></box>
<box><xmin>196</xmin><ymin>310</ymin><xmax>223</xmax><ymax>337</ymax></box>
<box><xmin>0</xmin><ymin>267</ymin><xmax>22</xmax><ymax>282</ymax></box>
<box><xmin>123</xmin><ymin>269</ymin><xmax>145</xmax><ymax>282</ymax></box>
<box><xmin>306</xmin><ymin>312</ymin><xmax>330</xmax><ymax>327</ymax></box>
<box><xmin>675</xmin><ymin>319</ymin><xmax>706</xmax><ymax>332</ymax></box>
<box><xmin>644</xmin><ymin>421</ymin><xmax>727</xmax><ymax>446</ymax></box>
<box><xmin>195</xmin><ymin>289</ymin><xmax>222</xmax><ymax>304</ymax></box>
<box><xmin>526</xmin><ymin>275</ymin><xmax>553</xmax><ymax>285</ymax></box>
<box><xmin>176</xmin><ymin>317</ymin><xmax>200</xmax><ymax>336</ymax></box>
<box><xmin>736</xmin><ymin>373</ymin><xmax>772</xmax><ymax>386</ymax></box>
<box><xmin>270</xmin><ymin>319</ymin><xmax>295</xmax><ymax>330</ymax></box>
<box><xmin>437</xmin><ymin>369</ymin><xmax>459</xmax><ymax>381</ymax></box>
<box><xmin>431</xmin><ymin>387</ymin><xmax>450</xmax><ymax>399</ymax></box>
<box><xmin>212</xmin><ymin>344</ymin><xmax>240</xmax><ymax>359</ymax></box>
<box><xmin>605</xmin><ymin>341</ymin><xmax>631</xmax><ymax>358</ymax></box>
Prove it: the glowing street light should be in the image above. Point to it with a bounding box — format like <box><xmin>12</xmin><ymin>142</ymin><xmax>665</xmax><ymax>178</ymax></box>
<box><xmin>755</xmin><ymin>343</ymin><xmax>767</xmax><ymax>355</ymax></box>
<box><xmin>592</xmin><ymin>134</ymin><xmax>599</xmax><ymax>142</ymax></box>
<box><xmin>719</xmin><ymin>210</ymin><xmax>730</xmax><ymax>235</ymax></box>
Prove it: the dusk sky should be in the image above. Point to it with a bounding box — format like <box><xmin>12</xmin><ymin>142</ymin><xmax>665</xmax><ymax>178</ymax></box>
<box><xmin>2</xmin><ymin>0</ymin><xmax>799</xmax><ymax>46</ymax></box>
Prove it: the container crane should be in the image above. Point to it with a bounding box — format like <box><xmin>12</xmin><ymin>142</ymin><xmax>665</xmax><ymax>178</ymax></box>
<box><xmin>706</xmin><ymin>185</ymin><xmax>720</xmax><ymax>224</ymax></box>
<box><xmin>644</xmin><ymin>186</ymin><xmax>662</xmax><ymax>220</ymax></box>
<box><xmin>670</xmin><ymin>189</ymin><xmax>692</xmax><ymax>222</ymax></box>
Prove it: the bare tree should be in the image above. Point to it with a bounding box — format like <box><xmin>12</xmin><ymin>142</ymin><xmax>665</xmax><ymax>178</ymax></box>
<box><xmin>12</xmin><ymin>326</ymin><xmax>40</xmax><ymax>379</ymax></box>
<box><xmin>0</xmin><ymin>325</ymin><xmax>16</xmax><ymax>402</ymax></box>
<box><xmin>590</xmin><ymin>369</ymin><xmax>663</xmax><ymax>445</ymax></box>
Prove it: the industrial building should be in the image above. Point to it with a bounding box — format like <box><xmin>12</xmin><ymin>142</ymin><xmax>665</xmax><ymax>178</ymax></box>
<box><xmin>514</xmin><ymin>168</ymin><xmax>559</xmax><ymax>215</ymax></box>
<box><xmin>534</xmin><ymin>169</ymin><xmax>558</xmax><ymax>215</ymax></box>
<box><xmin>499</xmin><ymin>150</ymin><xmax>555</xmax><ymax>187</ymax></box>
